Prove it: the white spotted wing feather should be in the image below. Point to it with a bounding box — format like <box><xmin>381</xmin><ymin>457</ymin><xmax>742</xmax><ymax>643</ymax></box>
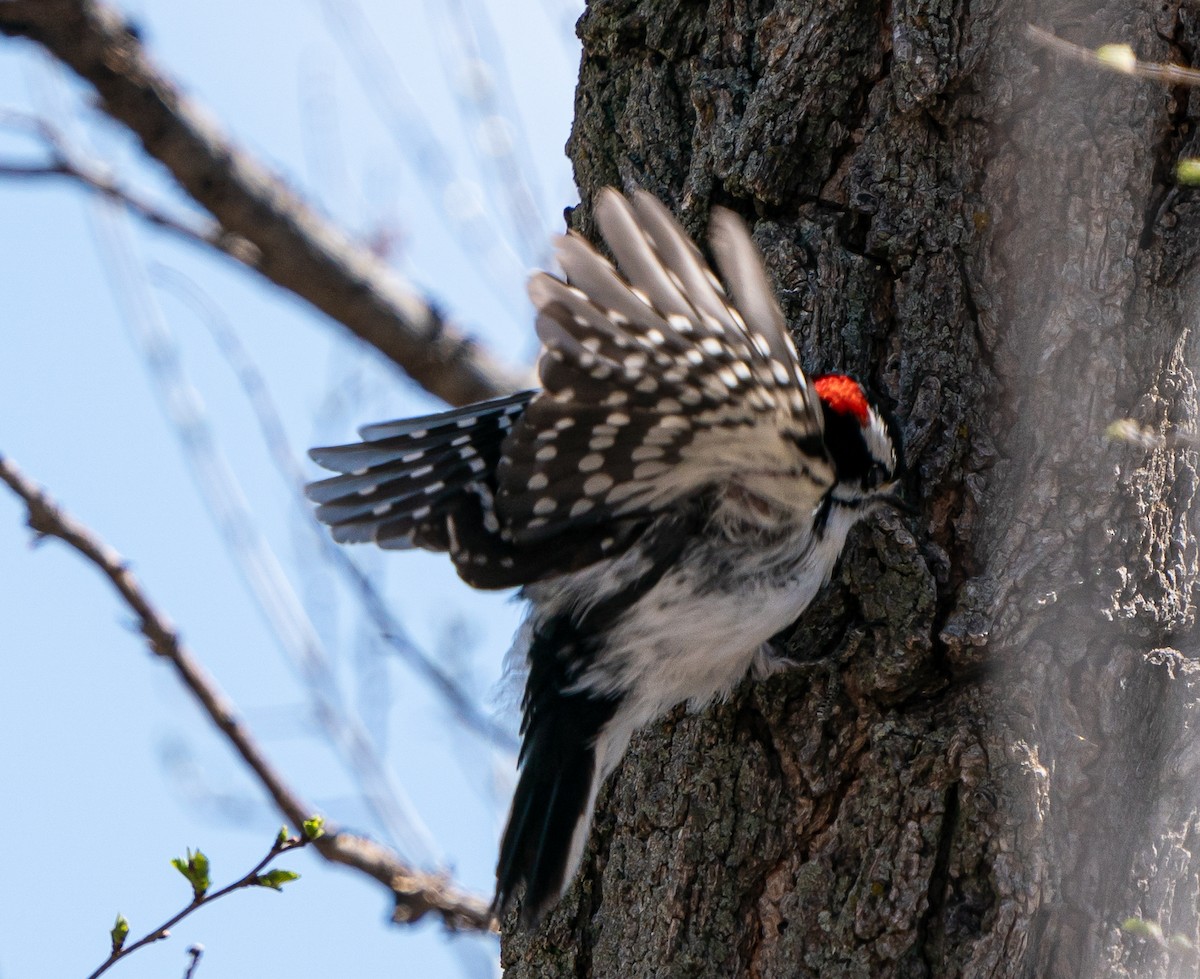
<box><xmin>307</xmin><ymin>391</ymin><xmax>533</xmax><ymax>549</ymax></box>
<box><xmin>496</xmin><ymin>189</ymin><xmax>834</xmax><ymax>543</ymax></box>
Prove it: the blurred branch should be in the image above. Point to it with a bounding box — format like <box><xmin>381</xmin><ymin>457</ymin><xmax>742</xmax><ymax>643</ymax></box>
<box><xmin>154</xmin><ymin>266</ymin><xmax>519</xmax><ymax>752</ymax></box>
<box><xmin>316</xmin><ymin>0</ymin><xmax>530</xmax><ymax>288</ymax></box>
<box><xmin>431</xmin><ymin>0</ymin><xmax>549</xmax><ymax>265</ymax></box>
<box><xmin>87</xmin><ymin>192</ymin><xmax>443</xmax><ymax>861</ymax></box>
<box><xmin>1027</xmin><ymin>25</ymin><xmax>1200</xmax><ymax>86</ymax></box>
<box><xmin>0</xmin><ymin>0</ymin><xmax>526</xmax><ymax>406</ymax></box>
<box><xmin>0</xmin><ymin>452</ymin><xmax>496</xmax><ymax>932</ymax></box>
<box><xmin>0</xmin><ymin>108</ymin><xmax>256</xmax><ymax>262</ymax></box>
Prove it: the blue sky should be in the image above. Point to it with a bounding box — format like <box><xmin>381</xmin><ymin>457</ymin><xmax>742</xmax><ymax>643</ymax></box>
<box><xmin>0</xmin><ymin>1</ymin><xmax>579</xmax><ymax>975</ymax></box>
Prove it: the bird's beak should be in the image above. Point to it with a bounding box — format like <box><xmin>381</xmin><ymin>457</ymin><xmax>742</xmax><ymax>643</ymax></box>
<box><xmin>876</xmin><ymin>485</ymin><xmax>917</xmax><ymax>517</ymax></box>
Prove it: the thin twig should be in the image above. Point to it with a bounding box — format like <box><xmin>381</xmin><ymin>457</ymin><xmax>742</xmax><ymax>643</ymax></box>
<box><xmin>1106</xmin><ymin>418</ymin><xmax>1200</xmax><ymax>451</ymax></box>
<box><xmin>87</xmin><ymin>832</ymin><xmax>310</xmax><ymax>979</ymax></box>
<box><xmin>1027</xmin><ymin>25</ymin><xmax>1200</xmax><ymax>87</ymax></box>
<box><xmin>0</xmin><ymin>109</ymin><xmax>253</xmax><ymax>258</ymax></box>
<box><xmin>0</xmin><ymin>452</ymin><xmax>496</xmax><ymax>932</ymax></box>
<box><xmin>317</xmin><ymin>0</ymin><xmax>530</xmax><ymax>294</ymax></box>
<box><xmin>0</xmin><ymin>159</ymin><xmax>254</xmax><ymax>261</ymax></box>
<box><xmin>433</xmin><ymin>0</ymin><xmax>550</xmax><ymax>265</ymax></box>
<box><xmin>182</xmin><ymin>945</ymin><xmax>204</xmax><ymax>979</ymax></box>
<box><xmin>0</xmin><ymin>0</ymin><xmax>526</xmax><ymax>405</ymax></box>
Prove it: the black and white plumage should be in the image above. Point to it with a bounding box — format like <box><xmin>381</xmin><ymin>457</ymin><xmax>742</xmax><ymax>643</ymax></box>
<box><xmin>307</xmin><ymin>189</ymin><xmax>904</xmax><ymax>925</ymax></box>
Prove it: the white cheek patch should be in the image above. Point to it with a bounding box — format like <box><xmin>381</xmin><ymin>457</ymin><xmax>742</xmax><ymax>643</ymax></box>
<box><xmin>863</xmin><ymin>408</ymin><xmax>896</xmax><ymax>474</ymax></box>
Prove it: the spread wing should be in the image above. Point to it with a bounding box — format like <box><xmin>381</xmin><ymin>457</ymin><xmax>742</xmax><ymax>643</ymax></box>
<box><xmin>307</xmin><ymin>391</ymin><xmax>534</xmax><ymax>550</ymax></box>
<box><xmin>495</xmin><ymin>189</ymin><xmax>833</xmax><ymax>543</ymax></box>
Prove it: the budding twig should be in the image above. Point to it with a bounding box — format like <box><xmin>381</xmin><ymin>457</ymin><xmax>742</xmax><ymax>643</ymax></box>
<box><xmin>87</xmin><ymin>827</ymin><xmax>316</xmax><ymax>979</ymax></box>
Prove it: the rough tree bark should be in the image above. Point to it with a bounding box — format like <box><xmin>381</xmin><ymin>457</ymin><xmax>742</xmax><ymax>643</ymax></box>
<box><xmin>502</xmin><ymin>0</ymin><xmax>1200</xmax><ymax>976</ymax></box>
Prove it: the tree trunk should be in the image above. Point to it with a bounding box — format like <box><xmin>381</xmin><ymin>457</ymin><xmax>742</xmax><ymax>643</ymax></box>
<box><xmin>501</xmin><ymin>0</ymin><xmax>1200</xmax><ymax>975</ymax></box>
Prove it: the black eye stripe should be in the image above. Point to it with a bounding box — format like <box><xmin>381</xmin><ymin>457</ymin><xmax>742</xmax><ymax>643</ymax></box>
<box><xmin>791</xmin><ymin>433</ymin><xmax>826</xmax><ymax>458</ymax></box>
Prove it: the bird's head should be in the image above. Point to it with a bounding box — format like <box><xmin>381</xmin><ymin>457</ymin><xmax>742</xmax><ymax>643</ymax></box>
<box><xmin>812</xmin><ymin>373</ymin><xmax>905</xmax><ymax>509</ymax></box>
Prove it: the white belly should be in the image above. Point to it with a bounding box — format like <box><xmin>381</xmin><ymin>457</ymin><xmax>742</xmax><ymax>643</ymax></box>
<box><xmin>594</xmin><ymin>563</ymin><xmax>822</xmax><ymax>722</ymax></box>
<box><xmin>580</xmin><ymin>508</ymin><xmax>858</xmax><ymax>727</ymax></box>
<box><xmin>513</xmin><ymin>504</ymin><xmax>864</xmax><ymax>783</ymax></box>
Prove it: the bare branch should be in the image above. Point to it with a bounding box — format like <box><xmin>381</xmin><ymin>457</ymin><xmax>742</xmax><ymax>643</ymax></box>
<box><xmin>0</xmin><ymin>0</ymin><xmax>527</xmax><ymax>406</ymax></box>
<box><xmin>0</xmin><ymin>452</ymin><xmax>496</xmax><ymax>932</ymax></box>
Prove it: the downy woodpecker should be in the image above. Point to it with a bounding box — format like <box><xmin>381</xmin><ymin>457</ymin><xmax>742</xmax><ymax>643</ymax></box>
<box><xmin>307</xmin><ymin>189</ymin><xmax>904</xmax><ymax>924</ymax></box>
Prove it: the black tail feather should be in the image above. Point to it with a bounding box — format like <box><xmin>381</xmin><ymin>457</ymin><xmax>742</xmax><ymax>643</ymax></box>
<box><xmin>494</xmin><ymin>691</ymin><xmax>617</xmax><ymax>926</ymax></box>
<box><xmin>495</xmin><ymin>508</ymin><xmax>702</xmax><ymax>924</ymax></box>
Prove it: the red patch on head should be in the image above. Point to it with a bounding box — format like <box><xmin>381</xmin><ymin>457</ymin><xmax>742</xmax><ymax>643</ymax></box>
<box><xmin>813</xmin><ymin>374</ymin><xmax>870</xmax><ymax>426</ymax></box>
